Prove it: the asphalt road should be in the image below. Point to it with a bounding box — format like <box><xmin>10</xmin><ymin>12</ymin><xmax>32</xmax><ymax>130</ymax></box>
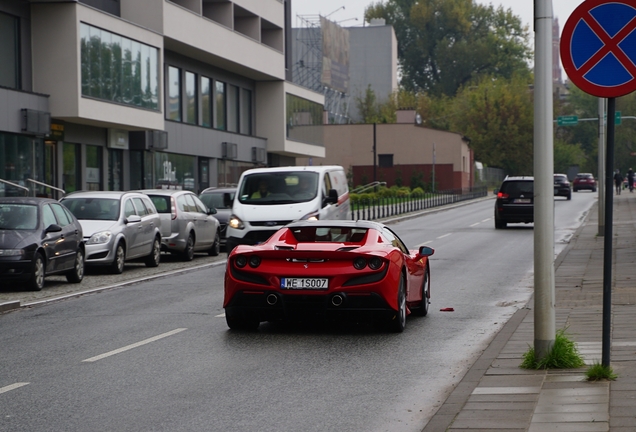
<box><xmin>0</xmin><ymin>192</ymin><xmax>597</xmax><ymax>432</ymax></box>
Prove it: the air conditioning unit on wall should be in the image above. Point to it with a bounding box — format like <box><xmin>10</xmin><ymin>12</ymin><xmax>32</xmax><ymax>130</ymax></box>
<box><xmin>21</xmin><ymin>109</ymin><xmax>51</xmax><ymax>136</ymax></box>
<box><xmin>222</xmin><ymin>142</ymin><xmax>238</xmax><ymax>159</ymax></box>
<box><xmin>251</xmin><ymin>147</ymin><xmax>267</xmax><ymax>163</ymax></box>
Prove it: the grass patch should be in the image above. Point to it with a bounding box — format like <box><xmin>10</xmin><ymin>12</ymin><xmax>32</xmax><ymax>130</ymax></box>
<box><xmin>585</xmin><ymin>362</ymin><xmax>618</xmax><ymax>381</ymax></box>
<box><xmin>520</xmin><ymin>329</ymin><xmax>586</xmax><ymax>369</ymax></box>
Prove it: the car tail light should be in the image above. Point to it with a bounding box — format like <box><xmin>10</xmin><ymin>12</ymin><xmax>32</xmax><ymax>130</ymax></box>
<box><xmin>235</xmin><ymin>255</ymin><xmax>247</xmax><ymax>268</ymax></box>
<box><xmin>497</xmin><ymin>192</ymin><xmax>509</xmax><ymax>199</ymax></box>
<box><xmin>171</xmin><ymin>196</ymin><xmax>178</xmax><ymax>220</ymax></box>
<box><xmin>353</xmin><ymin>257</ymin><xmax>367</xmax><ymax>270</ymax></box>
<box><xmin>368</xmin><ymin>257</ymin><xmax>383</xmax><ymax>270</ymax></box>
<box><xmin>248</xmin><ymin>255</ymin><xmax>261</xmax><ymax>268</ymax></box>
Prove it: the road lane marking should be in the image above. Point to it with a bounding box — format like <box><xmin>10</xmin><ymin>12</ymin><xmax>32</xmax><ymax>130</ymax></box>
<box><xmin>416</xmin><ymin>240</ymin><xmax>433</xmax><ymax>248</ymax></box>
<box><xmin>437</xmin><ymin>233</ymin><xmax>452</xmax><ymax>239</ymax></box>
<box><xmin>82</xmin><ymin>328</ymin><xmax>187</xmax><ymax>363</ymax></box>
<box><xmin>482</xmin><ymin>218</ymin><xmax>491</xmax><ymax>222</ymax></box>
<box><xmin>469</xmin><ymin>222</ymin><xmax>480</xmax><ymax>227</ymax></box>
<box><xmin>0</xmin><ymin>383</ymin><xmax>29</xmax><ymax>395</ymax></box>
<box><xmin>216</xmin><ymin>313</ymin><xmax>226</xmax><ymax>318</ymax></box>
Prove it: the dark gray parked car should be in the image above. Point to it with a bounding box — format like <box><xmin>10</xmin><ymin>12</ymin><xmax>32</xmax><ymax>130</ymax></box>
<box><xmin>199</xmin><ymin>187</ymin><xmax>236</xmax><ymax>249</ymax></box>
<box><xmin>141</xmin><ymin>189</ymin><xmax>221</xmax><ymax>261</ymax></box>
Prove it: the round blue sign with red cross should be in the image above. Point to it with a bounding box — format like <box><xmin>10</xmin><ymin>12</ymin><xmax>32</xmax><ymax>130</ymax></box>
<box><xmin>561</xmin><ymin>0</ymin><xmax>636</xmax><ymax>98</ymax></box>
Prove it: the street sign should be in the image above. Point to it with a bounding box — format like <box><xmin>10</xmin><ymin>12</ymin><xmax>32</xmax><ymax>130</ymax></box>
<box><xmin>560</xmin><ymin>0</ymin><xmax>636</xmax><ymax>98</ymax></box>
<box><xmin>557</xmin><ymin>115</ymin><xmax>578</xmax><ymax>126</ymax></box>
<box><xmin>616</xmin><ymin>111</ymin><xmax>622</xmax><ymax>125</ymax></box>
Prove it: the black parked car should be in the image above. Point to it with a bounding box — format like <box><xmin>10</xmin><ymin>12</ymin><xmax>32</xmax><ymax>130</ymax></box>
<box><xmin>554</xmin><ymin>174</ymin><xmax>572</xmax><ymax>200</ymax></box>
<box><xmin>0</xmin><ymin>197</ymin><xmax>85</xmax><ymax>291</ymax></box>
<box><xmin>494</xmin><ymin>176</ymin><xmax>534</xmax><ymax>229</ymax></box>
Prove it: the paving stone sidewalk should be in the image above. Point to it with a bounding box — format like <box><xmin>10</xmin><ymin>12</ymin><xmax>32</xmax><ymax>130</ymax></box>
<box><xmin>423</xmin><ymin>192</ymin><xmax>636</xmax><ymax>432</ymax></box>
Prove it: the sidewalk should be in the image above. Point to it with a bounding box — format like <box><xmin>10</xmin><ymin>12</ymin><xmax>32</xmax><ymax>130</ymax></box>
<box><xmin>424</xmin><ymin>192</ymin><xmax>636</xmax><ymax>432</ymax></box>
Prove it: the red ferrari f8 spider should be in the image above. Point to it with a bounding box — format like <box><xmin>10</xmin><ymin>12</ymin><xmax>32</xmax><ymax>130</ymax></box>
<box><xmin>224</xmin><ymin>220</ymin><xmax>434</xmax><ymax>332</ymax></box>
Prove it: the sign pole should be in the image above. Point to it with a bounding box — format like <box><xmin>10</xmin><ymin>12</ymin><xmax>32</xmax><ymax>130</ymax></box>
<box><xmin>598</xmin><ymin>98</ymin><xmax>606</xmax><ymax>236</ymax></box>
<box><xmin>602</xmin><ymin>97</ymin><xmax>616</xmax><ymax>367</ymax></box>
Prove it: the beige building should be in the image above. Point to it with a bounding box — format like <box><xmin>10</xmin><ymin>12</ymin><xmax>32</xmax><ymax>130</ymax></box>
<box><xmin>297</xmin><ymin>111</ymin><xmax>474</xmax><ymax>190</ymax></box>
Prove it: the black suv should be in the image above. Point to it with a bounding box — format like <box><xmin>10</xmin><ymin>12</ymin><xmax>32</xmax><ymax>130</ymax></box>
<box><xmin>494</xmin><ymin>176</ymin><xmax>534</xmax><ymax>229</ymax></box>
<box><xmin>554</xmin><ymin>174</ymin><xmax>572</xmax><ymax>200</ymax></box>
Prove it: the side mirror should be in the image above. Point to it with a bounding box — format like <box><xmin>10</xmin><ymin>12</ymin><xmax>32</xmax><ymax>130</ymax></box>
<box><xmin>418</xmin><ymin>245</ymin><xmax>434</xmax><ymax>257</ymax></box>
<box><xmin>207</xmin><ymin>207</ymin><xmax>217</xmax><ymax>215</ymax></box>
<box><xmin>44</xmin><ymin>224</ymin><xmax>62</xmax><ymax>234</ymax></box>
<box><xmin>125</xmin><ymin>214</ymin><xmax>142</xmax><ymax>224</ymax></box>
<box><xmin>324</xmin><ymin>189</ymin><xmax>338</xmax><ymax>205</ymax></box>
<box><xmin>223</xmin><ymin>193</ymin><xmax>233</xmax><ymax>209</ymax></box>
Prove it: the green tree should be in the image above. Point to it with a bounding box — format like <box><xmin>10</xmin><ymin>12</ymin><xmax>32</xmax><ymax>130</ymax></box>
<box><xmin>448</xmin><ymin>74</ymin><xmax>534</xmax><ymax>174</ymax></box>
<box><xmin>365</xmin><ymin>0</ymin><xmax>532</xmax><ymax>97</ymax></box>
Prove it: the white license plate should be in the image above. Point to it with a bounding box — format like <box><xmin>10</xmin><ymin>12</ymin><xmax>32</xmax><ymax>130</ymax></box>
<box><xmin>281</xmin><ymin>277</ymin><xmax>328</xmax><ymax>289</ymax></box>
<box><xmin>514</xmin><ymin>198</ymin><xmax>531</xmax><ymax>203</ymax></box>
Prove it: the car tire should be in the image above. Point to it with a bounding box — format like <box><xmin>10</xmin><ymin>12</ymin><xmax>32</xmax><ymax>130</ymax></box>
<box><xmin>28</xmin><ymin>253</ymin><xmax>45</xmax><ymax>291</ymax></box>
<box><xmin>145</xmin><ymin>236</ymin><xmax>161</xmax><ymax>267</ymax></box>
<box><xmin>592</xmin><ymin>187</ymin><xmax>597</xmax><ymax>192</ymax></box>
<box><xmin>182</xmin><ymin>233</ymin><xmax>195</xmax><ymax>261</ymax></box>
<box><xmin>495</xmin><ymin>218</ymin><xmax>507</xmax><ymax>229</ymax></box>
<box><xmin>567</xmin><ymin>191</ymin><xmax>572</xmax><ymax>200</ymax></box>
<box><xmin>226</xmin><ymin>313</ymin><xmax>260</xmax><ymax>331</ymax></box>
<box><xmin>209</xmin><ymin>231</ymin><xmax>221</xmax><ymax>256</ymax></box>
<box><xmin>66</xmin><ymin>248</ymin><xmax>85</xmax><ymax>283</ymax></box>
<box><xmin>110</xmin><ymin>242</ymin><xmax>126</xmax><ymax>274</ymax></box>
<box><xmin>389</xmin><ymin>275</ymin><xmax>407</xmax><ymax>333</ymax></box>
<box><xmin>573</xmin><ymin>188</ymin><xmax>578</xmax><ymax>192</ymax></box>
<box><xmin>413</xmin><ymin>267</ymin><xmax>430</xmax><ymax>317</ymax></box>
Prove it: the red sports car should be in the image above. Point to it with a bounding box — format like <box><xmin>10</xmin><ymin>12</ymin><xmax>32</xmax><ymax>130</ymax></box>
<box><xmin>224</xmin><ymin>220</ymin><xmax>434</xmax><ymax>332</ymax></box>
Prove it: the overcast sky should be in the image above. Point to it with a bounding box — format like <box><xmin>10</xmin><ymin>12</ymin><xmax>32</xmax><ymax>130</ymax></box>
<box><xmin>292</xmin><ymin>0</ymin><xmax>584</xmax><ymax>35</ymax></box>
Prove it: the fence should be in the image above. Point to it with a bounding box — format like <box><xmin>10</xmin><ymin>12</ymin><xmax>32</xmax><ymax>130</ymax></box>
<box><xmin>350</xmin><ymin>186</ymin><xmax>488</xmax><ymax>221</ymax></box>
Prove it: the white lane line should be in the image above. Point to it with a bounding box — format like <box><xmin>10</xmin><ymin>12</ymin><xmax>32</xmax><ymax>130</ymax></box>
<box><xmin>416</xmin><ymin>240</ymin><xmax>433</xmax><ymax>248</ymax></box>
<box><xmin>0</xmin><ymin>383</ymin><xmax>29</xmax><ymax>395</ymax></box>
<box><xmin>482</xmin><ymin>218</ymin><xmax>491</xmax><ymax>222</ymax></box>
<box><xmin>437</xmin><ymin>233</ymin><xmax>452</xmax><ymax>239</ymax></box>
<box><xmin>216</xmin><ymin>313</ymin><xmax>226</xmax><ymax>318</ymax></box>
<box><xmin>82</xmin><ymin>328</ymin><xmax>187</xmax><ymax>363</ymax></box>
<box><xmin>469</xmin><ymin>222</ymin><xmax>480</xmax><ymax>227</ymax></box>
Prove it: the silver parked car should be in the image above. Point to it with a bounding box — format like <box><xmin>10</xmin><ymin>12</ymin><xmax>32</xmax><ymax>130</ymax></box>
<box><xmin>140</xmin><ymin>190</ymin><xmax>221</xmax><ymax>261</ymax></box>
<box><xmin>60</xmin><ymin>191</ymin><xmax>162</xmax><ymax>274</ymax></box>
<box><xmin>199</xmin><ymin>187</ymin><xmax>236</xmax><ymax>248</ymax></box>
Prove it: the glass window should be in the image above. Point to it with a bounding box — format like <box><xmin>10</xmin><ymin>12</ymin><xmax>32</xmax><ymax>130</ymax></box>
<box><xmin>154</xmin><ymin>152</ymin><xmax>196</xmax><ymax>191</ymax></box>
<box><xmin>184</xmin><ymin>194</ymin><xmax>197</xmax><ymax>212</ymax></box>
<box><xmin>0</xmin><ymin>12</ymin><xmax>19</xmax><ymax>89</ymax></box>
<box><xmin>79</xmin><ymin>23</ymin><xmax>159</xmax><ymax>110</ymax></box>
<box><xmin>124</xmin><ymin>199</ymin><xmax>136</xmax><ymax>217</ymax></box>
<box><xmin>86</xmin><ymin>145</ymin><xmax>102</xmax><ymax>191</ymax></box>
<box><xmin>51</xmin><ymin>203</ymin><xmax>72</xmax><ymax>226</ymax></box>
<box><xmin>148</xmin><ymin>195</ymin><xmax>171</xmax><ymax>213</ymax></box>
<box><xmin>142</xmin><ymin>197</ymin><xmax>156</xmax><ymax>214</ymax></box>
<box><xmin>201</xmin><ymin>77</ymin><xmax>212</xmax><ymax>127</ymax></box>
<box><xmin>240</xmin><ymin>89</ymin><xmax>252</xmax><ymax>135</ymax></box>
<box><xmin>42</xmin><ymin>205</ymin><xmax>57</xmax><ymax>227</ymax></box>
<box><xmin>215</xmin><ymin>81</ymin><xmax>226</xmax><ymax>130</ymax></box>
<box><xmin>63</xmin><ymin>143</ymin><xmax>81</xmax><ymax>193</ymax></box>
<box><xmin>192</xmin><ymin>195</ymin><xmax>208</xmax><ymax>214</ymax></box>
<box><xmin>286</xmin><ymin>93</ymin><xmax>324</xmax><ymax>146</ymax></box>
<box><xmin>108</xmin><ymin>149</ymin><xmax>123</xmax><ymax>191</ymax></box>
<box><xmin>132</xmin><ymin>197</ymin><xmax>149</xmax><ymax>216</ymax></box>
<box><xmin>185</xmin><ymin>71</ymin><xmax>197</xmax><ymax>125</ymax></box>
<box><xmin>176</xmin><ymin>195</ymin><xmax>188</xmax><ymax>212</ymax></box>
<box><xmin>228</xmin><ymin>85</ymin><xmax>239</xmax><ymax>133</ymax></box>
<box><xmin>167</xmin><ymin>66</ymin><xmax>181</xmax><ymax>121</ymax></box>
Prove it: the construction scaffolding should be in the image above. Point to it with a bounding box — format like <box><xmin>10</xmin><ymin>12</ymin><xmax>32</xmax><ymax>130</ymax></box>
<box><xmin>292</xmin><ymin>15</ymin><xmax>351</xmax><ymax>124</ymax></box>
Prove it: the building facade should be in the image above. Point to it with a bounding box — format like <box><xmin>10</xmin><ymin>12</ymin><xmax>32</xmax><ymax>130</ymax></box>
<box><xmin>0</xmin><ymin>0</ymin><xmax>324</xmax><ymax>197</ymax></box>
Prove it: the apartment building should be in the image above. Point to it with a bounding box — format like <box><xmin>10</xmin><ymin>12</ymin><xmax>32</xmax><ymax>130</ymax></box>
<box><xmin>0</xmin><ymin>0</ymin><xmax>324</xmax><ymax>196</ymax></box>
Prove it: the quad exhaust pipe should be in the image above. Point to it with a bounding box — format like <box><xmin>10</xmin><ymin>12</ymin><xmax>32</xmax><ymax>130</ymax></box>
<box><xmin>331</xmin><ymin>294</ymin><xmax>344</xmax><ymax>307</ymax></box>
<box><xmin>266</xmin><ymin>294</ymin><xmax>278</xmax><ymax>305</ymax></box>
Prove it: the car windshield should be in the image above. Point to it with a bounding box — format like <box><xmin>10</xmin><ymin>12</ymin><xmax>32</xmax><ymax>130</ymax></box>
<box><xmin>147</xmin><ymin>195</ymin><xmax>171</xmax><ymax>214</ymax></box>
<box><xmin>0</xmin><ymin>204</ymin><xmax>38</xmax><ymax>230</ymax></box>
<box><xmin>290</xmin><ymin>227</ymin><xmax>368</xmax><ymax>243</ymax></box>
<box><xmin>61</xmin><ymin>198</ymin><xmax>120</xmax><ymax>221</ymax></box>
<box><xmin>238</xmin><ymin>172</ymin><xmax>319</xmax><ymax>205</ymax></box>
<box><xmin>200</xmin><ymin>191</ymin><xmax>234</xmax><ymax>209</ymax></box>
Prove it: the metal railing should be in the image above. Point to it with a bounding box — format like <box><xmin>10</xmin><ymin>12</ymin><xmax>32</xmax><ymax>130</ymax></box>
<box><xmin>0</xmin><ymin>178</ymin><xmax>30</xmax><ymax>196</ymax></box>
<box><xmin>26</xmin><ymin>179</ymin><xmax>66</xmax><ymax>199</ymax></box>
<box><xmin>350</xmin><ymin>186</ymin><xmax>488</xmax><ymax>221</ymax></box>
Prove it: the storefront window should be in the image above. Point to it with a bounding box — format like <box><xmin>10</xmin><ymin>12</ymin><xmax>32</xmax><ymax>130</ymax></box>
<box><xmin>286</xmin><ymin>94</ymin><xmax>324</xmax><ymax>146</ymax></box>
<box><xmin>154</xmin><ymin>152</ymin><xmax>196</xmax><ymax>191</ymax></box>
<box><xmin>80</xmin><ymin>23</ymin><xmax>159</xmax><ymax>110</ymax></box>
<box><xmin>108</xmin><ymin>149</ymin><xmax>123</xmax><ymax>191</ymax></box>
<box><xmin>86</xmin><ymin>145</ymin><xmax>102</xmax><ymax>191</ymax></box>
<box><xmin>130</xmin><ymin>150</ymin><xmax>154</xmax><ymax>190</ymax></box>
<box><xmin>63</xmin><ymin>143</ymin><xmax>81</xmax><ymax>193</ymax></box>
<box><xmin>217</xmin><ymin>159</ymin><xmax>254</xmax><ymax>187</ymax></box>
<box><xmin>0</xmin><ymin>133</ymin><xmax>39</xmax><ymax>197</ymax></box>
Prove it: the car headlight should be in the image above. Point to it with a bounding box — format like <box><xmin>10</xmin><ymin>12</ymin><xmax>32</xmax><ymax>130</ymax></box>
<box><xmin>229</xmin><ymin>214</ymin><xmax>244</xmax><ymax>230</ymax></box>
<box><xmin>87</xmin><ymin>231</ymin><xmax>113</xmax><ymax>245</ymax></box>
<box><xmin>0</xmin><ymin>249</ymin><xmax>24</xmax><ymax>257</ymax></box>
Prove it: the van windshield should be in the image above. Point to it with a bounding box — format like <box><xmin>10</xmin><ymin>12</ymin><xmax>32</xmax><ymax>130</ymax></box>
<box><xmin>238</xmin><ymin>172</ymin><xmax>319</xmax><ymax>205</ymax></box>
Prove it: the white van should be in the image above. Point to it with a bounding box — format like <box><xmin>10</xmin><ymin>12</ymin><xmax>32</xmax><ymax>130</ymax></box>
<box><xmin>226</xmin><ymin>166</ymin><xmax>350</xmax><ymax>252</ymax></box>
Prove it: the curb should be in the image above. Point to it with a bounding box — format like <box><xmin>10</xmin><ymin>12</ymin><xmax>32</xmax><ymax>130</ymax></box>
<box><xmin>0</xmin><ymin>301</ymin><xmax>20</xmax><ymax>313</ymax></box>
